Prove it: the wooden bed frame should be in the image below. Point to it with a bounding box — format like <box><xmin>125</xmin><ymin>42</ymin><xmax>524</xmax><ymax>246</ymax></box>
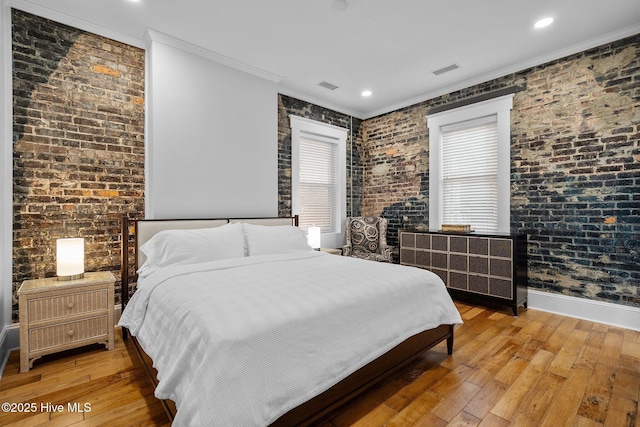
<box><xmin>120</xmin><ymin>215</ymin><xmax>454</xmax><ymax>426</ymax></box>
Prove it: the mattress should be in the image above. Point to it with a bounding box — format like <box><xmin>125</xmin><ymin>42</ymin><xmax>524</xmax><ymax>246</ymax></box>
<box><xmin>119</xmin><ymin>251</ymin><xmax>462</xmax><ymax>426</ymax></box>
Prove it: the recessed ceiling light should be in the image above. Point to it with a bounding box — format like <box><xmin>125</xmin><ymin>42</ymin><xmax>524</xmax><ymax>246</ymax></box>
<box><xmin>534</xmin><ymin>17</ymin><xmax>554</xmax><ymax>29</ymax></box>
<box><xmin>361</xmin><ymin>90</ymin><xmax>372</xmax><ymax>97</ymax></box>
<box><xmin>332</xmin><ymin>0</ymin><xmax>347</xmax><ymax>11</ymax></box>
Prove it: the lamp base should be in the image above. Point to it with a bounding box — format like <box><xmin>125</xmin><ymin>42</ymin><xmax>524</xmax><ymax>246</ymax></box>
<box><xmin>57</xmin><ymin>273</ymin><xmax>85</xmax><ymax>281</ymax></box>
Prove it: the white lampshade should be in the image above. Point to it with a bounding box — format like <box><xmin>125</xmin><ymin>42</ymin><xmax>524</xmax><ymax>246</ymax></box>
<box><xmin>56</xmin><ymin>238</ymin><xmax>85</xmax><ymax>280</ymax></box>
<box><xmin>307</xmin><ymin>226</ymin><xmax>321</xmax><ymax>250</ymax></box>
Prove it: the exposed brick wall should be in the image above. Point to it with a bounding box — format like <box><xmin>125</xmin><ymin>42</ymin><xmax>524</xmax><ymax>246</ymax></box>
<box><xmin>358</xmin><ymin>34</ymin><xmax>640</xmax><ymax>307</ymax></box>
<box><xmin>511</xmin><ymin>38</ymin><xmax>639</xmax><ymax>306</ymax></box>
<box><xmin>277</xmin><ymin>94</ymin><xmax>363</xmax><ymax>218</ymax></box>
<box><xmin>357</xmin><ymin>107</ymin><xmax>431</xmax><ymax>252</ymax></box>
<box><xmin>12</xmin><ymin>10</ymin><xmax>145</xmax><ymax>321</ymax></box>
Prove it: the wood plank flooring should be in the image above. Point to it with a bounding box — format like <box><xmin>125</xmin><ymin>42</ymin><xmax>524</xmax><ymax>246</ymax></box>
<box><xmin>0</xmin><ymin>332</ymin><xmax>170</xmax><ymax>426</ymax></box>
<box><xmin>0</xmin><ymin>302</ymin><xmax>638</xmax><ymax>426</ymax></box>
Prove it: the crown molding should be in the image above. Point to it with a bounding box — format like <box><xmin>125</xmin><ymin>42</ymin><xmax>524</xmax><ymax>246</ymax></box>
<box><xmin>363</xmin><ymin>23</ymin><xmax>640</xmax><ymax>119</ymax></box>
<box><xmin>145</xmin><ymin>28</ymin><xmax>282</xmax><ymax>84</ymax></box>
<box><xmin>277</xmin><ymin>87</ymin><xmax>366</xmax><ymax>120</ymax></box>
<box><xmin>4</xmin><ymin>0</ymin><xmax>145</xmax><ymax>49</ymax></box>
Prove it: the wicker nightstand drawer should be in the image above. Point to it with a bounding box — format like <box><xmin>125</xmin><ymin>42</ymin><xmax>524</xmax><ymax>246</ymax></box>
<box><xmin>28</xmin><ymin>316</ymin><xmax>110</xmax><ymax>352</ymax></box>
<box><xmin>18</xmin><ymin>272</ymin><xmax>115</xmax><ymax>372</ymax></box>
<box><xmin>28</xmin><ymin>289</ymin><xmax>108</xmax><ymax>323</ymax></box>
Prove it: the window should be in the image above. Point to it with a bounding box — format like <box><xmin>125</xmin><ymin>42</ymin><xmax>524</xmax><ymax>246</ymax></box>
<box><xmin>290</xmin><ymin>115</ymin><xmax>347</xmax><ymax>246</ymax></box>
<box><xmin>427</xmin><ymin>94</ymin><xmax>513</xmax><ymax>233</ymax></box>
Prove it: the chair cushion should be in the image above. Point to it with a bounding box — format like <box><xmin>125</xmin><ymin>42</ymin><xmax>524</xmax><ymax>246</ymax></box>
<box><xmin>348</xmin><ymin>217</ymin><xmax>383</xmax><ymax>254</ymax></box>
<box><xmin>350</xmin><ymin>251</ymin><xmax>391</xmax><ymax>262</ymax></box>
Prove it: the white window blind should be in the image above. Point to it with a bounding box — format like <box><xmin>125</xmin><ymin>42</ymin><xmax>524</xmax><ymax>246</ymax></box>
<box><xmin>298</xmin><ymin>134</ymin><xmax>338</xmax><ymax>232</ymax></box>
<box><xmin>441</xmin><ymin>115</ymin><xmax>498</xmax><ymax>233</ymax></box>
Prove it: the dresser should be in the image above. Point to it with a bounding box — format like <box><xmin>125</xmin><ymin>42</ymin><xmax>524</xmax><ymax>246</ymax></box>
<box><xmin>18</xmin><ymin>271</ymin><xmax>115</xmax><ymax>372</ymax></box>
<box><xmin>400</xmin><ymin>230</ymin><xmax>527</xmax><ymax>316</ymax></box>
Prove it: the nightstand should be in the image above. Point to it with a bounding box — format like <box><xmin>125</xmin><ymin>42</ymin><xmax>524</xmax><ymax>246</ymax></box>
<box><xmin>320</xmin><ymin>247</ymin><xmax>342</xmax><ymax>255</ymax></box>
<box><xmin>18</xmin><ymin>271</ymin><xmax>115</xmax><ymax>372</ymax></box>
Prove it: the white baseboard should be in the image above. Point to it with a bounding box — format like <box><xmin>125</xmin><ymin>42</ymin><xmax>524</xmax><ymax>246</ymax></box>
<box><xmin>114</xmin><ymin>303</ymin><xmax>122</xmax><ymax>324</ymax></box>
<box><xmin>0</xmin><ymin>323</ymin><xmax>19</xmax><ymax>378</ymax></box>
<box><xmin>527</xmin><ymin>289</ymin><xmax>640</xmax><ymax>332</ymax></box>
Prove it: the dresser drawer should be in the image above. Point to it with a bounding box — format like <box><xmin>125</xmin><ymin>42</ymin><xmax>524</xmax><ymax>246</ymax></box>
<box><xmin>28</xmin><ymin>316</ymin><xmax>109</xmax><ymax>353</ymax></box>
<box><xmin>399</xmin><ymin>230</ymin><xmax>527</xmax><ymax>316</ymax></box>
<box><xmin>28</xmin><ymin>289</ymin><xmax>108</xmax><ymax>323</ymax></box>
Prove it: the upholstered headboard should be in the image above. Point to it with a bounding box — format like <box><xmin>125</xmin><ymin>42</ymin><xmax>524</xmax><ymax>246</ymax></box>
<box><xmin>120</xmin><ymin>215</ymin><xmax>298</xmax><ymax>308</ymax></box>
<box><xmin>135</xmin><ymin>219</ymin><xmax>229</xmax><ymax>268</ymax></box>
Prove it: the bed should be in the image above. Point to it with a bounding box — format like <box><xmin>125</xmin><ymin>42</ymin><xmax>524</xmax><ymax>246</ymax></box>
<box><xmin>118</xmin><ymin>216</ymin><xmax>462</xmax><ymax>426</ymax></box>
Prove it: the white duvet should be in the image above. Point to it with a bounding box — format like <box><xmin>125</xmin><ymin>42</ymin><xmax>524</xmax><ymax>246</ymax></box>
<box><xmin>119</xmin><ymin>251</ymin><xmax>462</xmax><ymax>426</ymax></box>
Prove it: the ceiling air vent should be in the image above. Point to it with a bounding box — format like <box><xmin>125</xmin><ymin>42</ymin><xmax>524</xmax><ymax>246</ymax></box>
<box><xmin>432</xmin><ymin>64</ymin><xmax>459</xmax><ymax>76</ymax></box>
<box><xmin>318</xmin><ymin>81</ymin><xmax>339</xmax><ymax>91</ymax></box>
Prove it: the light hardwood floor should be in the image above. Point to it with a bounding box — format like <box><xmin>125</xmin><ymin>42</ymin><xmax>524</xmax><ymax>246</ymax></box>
<box><xmin>0</xmin><ymin>301</ymin><xmax>638</xmax><ymax>426</ymax></box>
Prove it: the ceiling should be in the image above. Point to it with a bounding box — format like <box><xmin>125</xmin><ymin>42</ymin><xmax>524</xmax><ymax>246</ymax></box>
<box><xmin>14</xmin><ymin>0</ymin><xmax>640</xmax><ymax>119</ymax></box>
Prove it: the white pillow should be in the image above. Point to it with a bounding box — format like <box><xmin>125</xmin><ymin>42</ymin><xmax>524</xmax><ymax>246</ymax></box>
<box><xmin>138</xmin><ymin>222</ymin><xmax>245</xmax><ymax>275</ymax></box>
<box><xmin>243</xmin><ymin>224</ymin><xmax>313</xmax><ymax>256</ymax></box>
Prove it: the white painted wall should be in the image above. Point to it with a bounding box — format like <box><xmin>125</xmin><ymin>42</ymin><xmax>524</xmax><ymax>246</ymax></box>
<box><xmin>1</xmin><ymin>3</ymin><xmax>14</xmax><ymax>356</ymax></box>
<box><xmin>145</xmin><ymin>31</ymin><xmax>279</xmax><ymax>219</ymax></box>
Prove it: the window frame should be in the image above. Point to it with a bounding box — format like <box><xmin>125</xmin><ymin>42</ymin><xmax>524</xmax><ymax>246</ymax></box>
<box><xmin>290</xmin><ymin>115</ymin><xmax>347</xmax><ymax>248</ymax></box>
<box><xmin>427</xmin><ymin>94</ymin><xmax>513</xmax><ymax>234</ymax></box>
